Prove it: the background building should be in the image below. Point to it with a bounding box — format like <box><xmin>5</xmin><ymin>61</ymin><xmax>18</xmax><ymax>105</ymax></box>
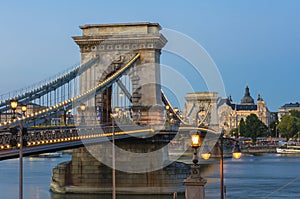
<box><xmin>183</xmin><ymin>92</ymin><xmax>219</xmax><ymax>129</ymax></box>
<box><xmin>278</xmin><ymin>102</ymin><xmax>300</xmax><ymax>120</ymax></box>
<box><xmin>218</xmin><ymin>86</ymin><xmax>271</xmax><ymax>132</ymax></box>
<box><xmin>183</xmin><ymin>86</ymin><xmax>272</xmax><ymax>133</ymax></box>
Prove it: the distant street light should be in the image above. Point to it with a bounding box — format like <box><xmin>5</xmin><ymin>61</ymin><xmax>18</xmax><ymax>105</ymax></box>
<box><xmin>80</xmin><ymin>103</ymin><xmax>86</xmax><ymax>111</ymax></box>
<box><xmin>165</xmin><ymin>105</ymin><xmax>170</xmax><ymax>111</ymax></box>
<box><xmin>21</xmin><ymin>105</ymin><xmax>27</xmax><ymax>116</ymax></box>
<box><xmin>10</xmin><ymin>99</ymin><xmax>18</xmax><ymax>119</ymax></box>
<box><xmin>80</xmin><ymin>103</ymin><xmax>86</xmax><ymax>125</ymax></box>
<box><xmin>275</xmin><ymin>122</ymin><xmax>278</xmax><ymax>138</ymax></box>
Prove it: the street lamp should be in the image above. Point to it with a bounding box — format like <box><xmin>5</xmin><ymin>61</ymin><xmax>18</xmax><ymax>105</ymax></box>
<box><xmin>165</xmin><ymin>105</ymin><xmax>170</xmax><ymax>111</ymax></box>
<box><xmin>191</xmin><ymin>132</ymin><xmax>201</xmax><ymax>165</ymax></box>
<box><xmin>275</xmin><ymin>121</ymin><xmax>278</xmax><ymax>138</ymax></box>
<box><xmin>10</xmin><ymin>99</ymin><xmax>18</xmax><ymax>119</ymax></box>
<box><xmin>21</xmin><ymin>105</ymin><xmax>27</xmax><ymax>116</ymax></box>
<box><xmin>10</xmin><ymin>99</ymin><xmax>27</xmax><ymax>199</ymax></box>
<box><xmin>174</xmin><ymin>107</ymin><xmax>179</xmax><ymax>114</ymax></box>
<box><xmin>80</xmin><ymin>103</ymin><xmax>86</xmax><ymax>111</ymax></box>
<box><xmin>232</xmin><ymin>142</ymin><xmax>242</xmax><ymax>159</ymax></box>
<box><xmin>201</xmin><ymin>143</ymin><xmax>211</xmax><ymax>160</ymax></box>
<box><xmin>111</xmin><ymin>112</ymin><xmax>118</xmax><ymax>199</ymax></box>
<box><xmin>201</xmin><ymin>132</ymin><xmax>242</xmax><ymax>199</ymax></box>
<box><xmin>184</xmin><ymin>132</ymin><xmax>207</xmax><ymax>199</ymax></box>
<box><xmin>80</xmin><ymin>103</ymin><xmax>86</xmax><ymax>125</ymax></box>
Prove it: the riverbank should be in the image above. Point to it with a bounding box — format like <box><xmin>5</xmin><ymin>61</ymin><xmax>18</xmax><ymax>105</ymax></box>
<box><xmin>241</xmin><ymin>145</ymin><xmax>277</xmax><ymax>153</ymax></box>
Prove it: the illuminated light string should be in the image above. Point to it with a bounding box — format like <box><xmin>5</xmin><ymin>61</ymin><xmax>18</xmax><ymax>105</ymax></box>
<box><xmin>0</xmin><ymin>54</ymin><xmax>141</xmax><ymax>150</ymax></box>
<box><xmin>0</xmin><ymin>56</ymin><xmax>98</xmax><ymax>113</ymax></box>
<box><xmin>0</xmin><ymin>53</ymin><xmax>140</xmax><ymax>128</ymax></box>
<box><xmin>0</xmin><ymin>127</ymin><xmax>153</xmax><ymax>150</ymax></box>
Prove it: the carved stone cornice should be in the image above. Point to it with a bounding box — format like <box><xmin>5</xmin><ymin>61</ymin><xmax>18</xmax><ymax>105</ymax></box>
<box><xmin>72</xmin><ymin>34</ymin><xmax>167</xmax><ymax>53</ymax></box>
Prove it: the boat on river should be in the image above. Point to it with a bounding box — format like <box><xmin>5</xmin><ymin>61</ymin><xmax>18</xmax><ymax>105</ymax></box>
<box><xmin>276</xmin><ymin>145</ymin><xmax>300</xmax><ymax>154</ymax></box>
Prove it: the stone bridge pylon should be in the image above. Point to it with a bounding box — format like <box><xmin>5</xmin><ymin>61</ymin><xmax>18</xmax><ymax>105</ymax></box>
<box><xmin>50</xmin><ymin>22</ymin><xmax>190</xmax><ymax>195</ymax></box>
<box><xmin>72</xmin><ymin>22</ymin><xmax>167</xmax><ymax>125</ymax></box>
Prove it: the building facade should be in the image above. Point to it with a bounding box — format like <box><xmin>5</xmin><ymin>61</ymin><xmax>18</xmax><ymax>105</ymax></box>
<box><xmin>183</xmin><ymin>92</ymin><xmax>219</xmax><ymax>129</ymax></box>
<box><xmin>183</xmin><ymin>86</ymin><xmax>272</xmax><ymax>133</ymax></box>
<box><xmin>278</xmin><ymin>102</ymin><xmax>300</xmax><ymax>120</ymax></box>
<box><xmin>218</xmin><ymin>86</ymin><xmax>271</xmax><ymax>132</ymax></box>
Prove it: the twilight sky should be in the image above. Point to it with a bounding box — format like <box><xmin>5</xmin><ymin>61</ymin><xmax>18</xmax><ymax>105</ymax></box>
<box><xmin>0</xmin><ymin>0</ymin><xmax>299</xmax><ymax>111</ymax></box>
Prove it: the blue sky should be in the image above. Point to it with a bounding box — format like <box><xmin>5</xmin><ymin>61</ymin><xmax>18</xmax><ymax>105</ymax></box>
<box><xmin>0</xmin><ymin>1</ymin><xmax>299</xmax><ymax>111</ymax></box>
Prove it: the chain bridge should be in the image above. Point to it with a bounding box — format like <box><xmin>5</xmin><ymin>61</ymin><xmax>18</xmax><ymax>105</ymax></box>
<box><xmin>0</xmin><ymin>22</ymin><xmax>219</xmax><ymax>195</ymax></box>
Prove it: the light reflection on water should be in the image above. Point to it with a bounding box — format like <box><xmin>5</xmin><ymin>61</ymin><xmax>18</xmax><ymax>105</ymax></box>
<box><xmin>0</xmin><ymin>153</ymin><xmax>300</xmax><ymax>199</ymax></box>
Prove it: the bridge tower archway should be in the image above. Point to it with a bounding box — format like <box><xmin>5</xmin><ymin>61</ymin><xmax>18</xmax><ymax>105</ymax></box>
<box><xmin>73</xmin><ymin>23</ymin><xmax>167</xmax><ymax>126</ymax></box>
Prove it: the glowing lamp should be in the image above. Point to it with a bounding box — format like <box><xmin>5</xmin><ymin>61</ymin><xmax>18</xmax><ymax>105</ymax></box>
<box><xmin>201</xmin><ymin>152</ymin><xmax>211</xmax><ymax>160</ymax></box>
<box><xmin>191</xmin><ymin>133</ymin><xmax>201</xmax><ymax>148</ymax></box>
<box><xmin>10</xmin><ymin>100</ymin><xmax>18</xmax><ymax>110</ymax></box>
<box><xmin>232</xmin><ymin>143</ymin><xmax>242</xmax><ymax>159</ymax></box>
<box><xmin>80</xmin><ymin>103</ymin><xmax>86</xmax><ymax>111</ymax></box>
<box><xmin>21</xmin><ymin>105</ymin><xmax>27</xmax><ymax>113</ymax></box>
<box><xmin>165</xmin><ymin>105</ymin><xmax>170</xmax><ymax>110</ymax></box>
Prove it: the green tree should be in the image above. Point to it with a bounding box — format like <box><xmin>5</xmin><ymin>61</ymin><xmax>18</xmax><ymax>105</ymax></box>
<box><xmin>239</xmin><ymin>118</ymin><xmax>246</xmax><ymax>136</ymax></box>
<box><xmin>269</xmin><ymin>120</ymin><xmax>279</xmax><ymax>137</ymax></box>
<box><xmin>240</xmin><ymin>114</ymin><xmax>268</xmax><ymax>143</ymax></box>
<box><xmin>290</xmin><ymin>110</ymin><xmax>300</xmax><ymax>118</ymax></box>
<box><xmin>278</xmin><ymin>114</ymin><xmax>298</xmax><ymax>139</ymax></box>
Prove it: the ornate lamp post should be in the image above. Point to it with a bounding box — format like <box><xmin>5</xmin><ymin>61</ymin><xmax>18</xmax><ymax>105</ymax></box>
<box><xmin>10</xmin><ymin>100</ymin><xmax>27</xmax><ymax>199</ymax></box>
<box><xmin>201</xmin><ymin>132</ymin><xmax>242</xmax><ymax>199</ymax></box>
<box><xmin>111</xmin><ymin>111</ymin><xmax>118</xmax><ymax>199</ymax></box>
<box><xmin>10</xmin><ymin>99</ymin><xmax>18</xmax><ymax>119</ymax></box>
<box><xmin>191</xmin><ymin>133</ymin><xmax>201</xmax><ymax>164</ymax></box>
<box><xmin>184</xmin><ymin>132</ymin><xmax>207</xmax><ymax>199</ymax></box>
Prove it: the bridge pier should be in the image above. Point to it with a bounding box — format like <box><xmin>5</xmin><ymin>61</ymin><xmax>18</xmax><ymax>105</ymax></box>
<box><xmin>50</xmin><ymin>134</ymin><xmax>190</xmax><ymax>195</ymax></box>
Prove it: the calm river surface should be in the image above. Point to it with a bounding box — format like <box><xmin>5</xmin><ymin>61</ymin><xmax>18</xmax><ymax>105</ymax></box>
<box><xmin>0</xmin><ymin>153</ymin><xmax>300</xmax><ymax>199</ymax></box>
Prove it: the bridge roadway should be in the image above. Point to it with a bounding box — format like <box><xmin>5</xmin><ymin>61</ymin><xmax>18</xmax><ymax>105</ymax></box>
<box><xmin>0</xmin><ymin>125</ymin><xmax>218</xmax><ymax>161</ymax></box>
<box><xmin>0</xmin><ymin>125</ymin><xmax>161</xmax><ymax>161</ymax></box>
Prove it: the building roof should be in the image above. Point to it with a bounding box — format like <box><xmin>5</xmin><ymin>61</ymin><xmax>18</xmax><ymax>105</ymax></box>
<box><xmin>280</xmin><ymin>102</ymin><xmax>300</xmax><ymax>108</ymax></box>
<box><xmin>218</xmin><ymin>96</ymin><xmax>257</xmax><ymax>111</ymax></box>
<box><xmin>236</xmin><ymin>104</ymin><xmax>257</xmax><ymax>111</ymax></box>
<box><xmin>241</xmin><ymin>86</ymin><xmax>254</xmax><ymax>104</ymax></box>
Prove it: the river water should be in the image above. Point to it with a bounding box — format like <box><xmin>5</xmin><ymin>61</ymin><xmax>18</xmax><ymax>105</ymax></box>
<box><xmin>0</xmin><ymin>153</ymin><xmax>300</xmax><ymax>199</ymax></box>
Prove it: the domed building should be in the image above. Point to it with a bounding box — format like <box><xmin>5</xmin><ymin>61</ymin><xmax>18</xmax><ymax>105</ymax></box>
<box><xmin>241</xmin><ymin>86</ymin><xmax>254</xmax><ymax>104</ymax></box>
<box><xmin>218</xmin><ymin>86</ymin><xmax>270</xmax><ymax>133</ymax></box>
